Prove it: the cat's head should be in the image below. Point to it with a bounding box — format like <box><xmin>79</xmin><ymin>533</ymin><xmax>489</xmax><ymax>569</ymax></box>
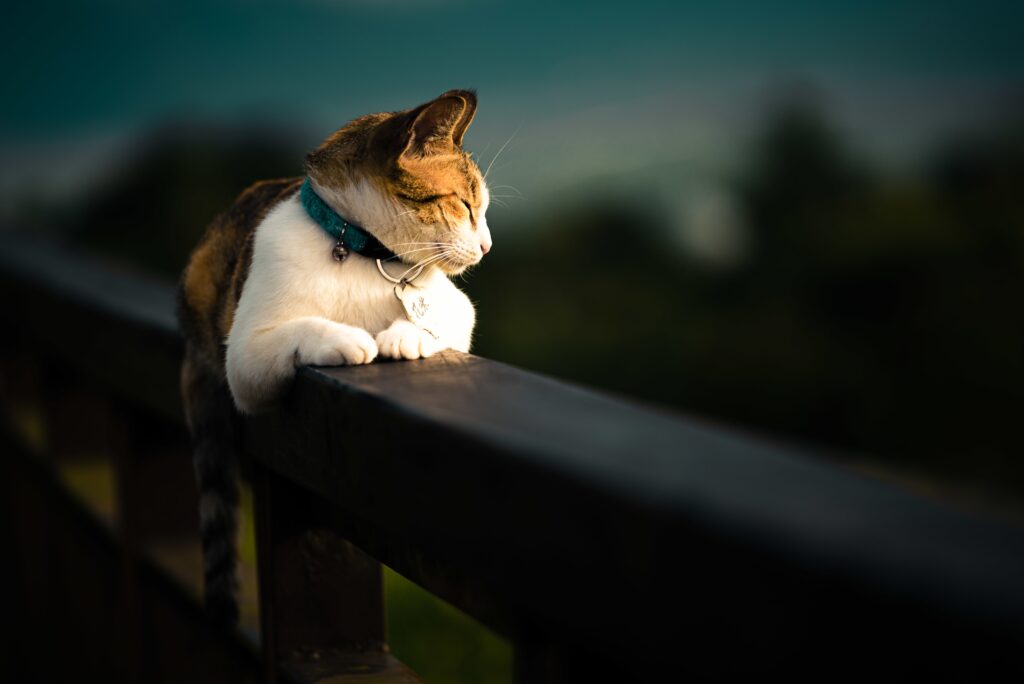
<box><xmin>305</xmin><ymin>89</ymin><xmax>491</xmax><ymax>275</ymax></box>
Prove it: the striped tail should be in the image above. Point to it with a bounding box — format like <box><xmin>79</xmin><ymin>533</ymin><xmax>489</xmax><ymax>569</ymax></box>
<box><xmin>182</xmin><ymin>351</ymin><xmax>240</xmax><ymax>624</ymax></box>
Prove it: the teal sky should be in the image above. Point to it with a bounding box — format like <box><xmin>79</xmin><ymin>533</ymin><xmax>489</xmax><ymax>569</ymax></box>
<box><xmin>2</xmin><ymin>0</ymin><xmax>1022</xmax><ymax>207</ymax></box>
<box><xmin>3</xmin><ymin>1</ymin><xmax>1021</xmax><ymax>129</ymax></box>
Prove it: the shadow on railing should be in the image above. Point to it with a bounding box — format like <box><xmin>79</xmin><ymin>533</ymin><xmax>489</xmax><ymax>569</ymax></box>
<box><xmin>2</xmin><ymin>234</ymin><xmax>1023</xmax><ymax>683</ymax></box>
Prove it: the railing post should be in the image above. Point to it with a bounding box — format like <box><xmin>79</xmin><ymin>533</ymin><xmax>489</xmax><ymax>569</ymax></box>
<box><xmin>29</xmin><ymin>360</ymin><xmax>201</xmax><ymax>682</ymax></box>
<box><xmin>251</xmin><ymin>459</ymin><xmax>387</xmax><ymax>683</ymax></box>
<box><xmin>105</xmin><ymin>399</ymin><xmax>199</xmax><ymax>681</ymax></box>
<box><xmin>106</xmin><ymin>402</ymin><xmax>199</xmax><ymax>541</ymax></box>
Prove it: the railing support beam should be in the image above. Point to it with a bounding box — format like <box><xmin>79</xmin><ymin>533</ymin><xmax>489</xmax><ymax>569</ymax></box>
<box><xmin>252</xmin><ymin>460</ymin><xmax>416</xmax><ymax>683</ymax></box>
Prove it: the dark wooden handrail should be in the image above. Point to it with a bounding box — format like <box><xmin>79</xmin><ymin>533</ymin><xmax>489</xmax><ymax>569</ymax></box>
<box><xmin>2</xmin><ymin>233</ymin><xmax>1023</xmax><ymax>681</ymax></box>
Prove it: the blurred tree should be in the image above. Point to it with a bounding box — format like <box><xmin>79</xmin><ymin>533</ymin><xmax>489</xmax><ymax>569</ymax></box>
<box><xmin>68</xmin><ymin>122</ymin><xmax>302</xmax><ymax>276</ymax></box>
<box><xmin>471</xmin><ymin>93</ymin><xmax>1024</xmax><ymax>500</ymax></box>
<box><xmin>46</xmin><ymin>94</ymin><xmax>1024</xmax><ymax>502</ymax></box>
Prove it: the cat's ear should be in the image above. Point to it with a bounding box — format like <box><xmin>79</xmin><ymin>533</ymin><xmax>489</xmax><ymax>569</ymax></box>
<box><xmin>401</xmin><ymin>90</ymin><xmax>477</xmax><ymax>158</ymax></box>
<box><xmin>445</xmin><ymin>89</ymin><xmax>477</xmax><ymax>146</ymax></box>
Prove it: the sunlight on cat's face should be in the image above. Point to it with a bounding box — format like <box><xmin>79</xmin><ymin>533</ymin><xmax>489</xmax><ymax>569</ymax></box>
<box><xmin>305</xmin><ymin>90</ymin><xmax>493</xmax><ymax>276</ymax></box>
<box><xmin>387</xmin><ymin>154</ymin><xmax>492</xmax><ymax>275</ymax></box>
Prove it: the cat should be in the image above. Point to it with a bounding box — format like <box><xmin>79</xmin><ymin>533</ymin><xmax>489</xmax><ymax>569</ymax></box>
<box><xmin>176</xmin><ymin>89</ymin><xmax>491</xmax><ymax>622</ymax></box>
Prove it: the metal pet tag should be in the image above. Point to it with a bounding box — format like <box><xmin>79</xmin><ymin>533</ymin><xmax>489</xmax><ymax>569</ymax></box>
<box><xmin>395</xmin><ymin>283</ymin><xmax>440</xmax><ymax>339</ymax></box>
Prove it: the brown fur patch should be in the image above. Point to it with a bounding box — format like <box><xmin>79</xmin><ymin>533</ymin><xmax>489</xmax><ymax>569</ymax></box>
<box><xmin>177</xmin><ymin>177</ymin><xmax>302</xmax><ymax>374</ymax></box>
<box><xmin>305</xmin><ymin>89</ymin><xmax>483</xmax><ymax>229</ymax></box>
<box><xmin>177</xmin><ymin>90</ymin><xmax>484</xmax><ymax>625</ymax></box>
<box><xmin>179</xmin><ymin>89</ymin><xmax>483</xmax><ymax>376</ymax></box>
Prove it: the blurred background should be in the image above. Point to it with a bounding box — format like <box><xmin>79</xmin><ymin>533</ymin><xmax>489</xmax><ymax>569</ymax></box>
<box><xmin>2</xmin><ymin>1</ymin><xmax>1022</xmax><ymax>681</ymax></box>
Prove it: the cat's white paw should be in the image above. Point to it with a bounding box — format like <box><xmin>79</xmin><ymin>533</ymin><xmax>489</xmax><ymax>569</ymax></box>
<box><xmin>301</xmin><ymin>322</ymin><xmax>378</xmax><ymax>366</ymax></box>
<box><xmin>376</xmin><ymin>320</ymin><xmax>440</xmax><ymax>360</ymax></box>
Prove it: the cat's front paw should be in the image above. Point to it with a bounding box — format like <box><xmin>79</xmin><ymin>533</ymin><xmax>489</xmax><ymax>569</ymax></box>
<box><xmin>376</xmin><ymin>320</ymin><xmax>441</xmax><ymax>360</ymax></box>
<box><xmin>301</xmin><ymin>322</ymin><xmax>378</xmax><ymax>367</ymax></box>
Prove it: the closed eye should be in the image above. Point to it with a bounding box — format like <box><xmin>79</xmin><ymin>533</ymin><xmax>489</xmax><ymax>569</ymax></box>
<box><xmin>398</xmin><ymin>192</ymin><xmax>452</xmax><ymax>204</ymax></box>
<box><xmin>461</xmin><ymin>198</ymin><xmax>474</xmax><ymax>222</ymax></box>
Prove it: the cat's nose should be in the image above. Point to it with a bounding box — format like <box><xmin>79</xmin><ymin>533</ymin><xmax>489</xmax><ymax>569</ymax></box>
<box><xmin>479</xmin><ymin>224</ymin><xmax>492</xmax><ymax>255</ymax></box>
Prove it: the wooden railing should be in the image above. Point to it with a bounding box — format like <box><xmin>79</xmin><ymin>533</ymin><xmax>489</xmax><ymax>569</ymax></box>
<box><xmin>2</xmin><ymin>234</ymin><xmax>1023</xmax><ymax>682</ymax></box>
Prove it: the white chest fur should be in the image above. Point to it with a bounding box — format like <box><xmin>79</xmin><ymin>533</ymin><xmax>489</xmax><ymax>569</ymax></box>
<box><xmin>224</xmin><ymin>194</ymin><xmax>475</xmax><ymax>413</ymax></box>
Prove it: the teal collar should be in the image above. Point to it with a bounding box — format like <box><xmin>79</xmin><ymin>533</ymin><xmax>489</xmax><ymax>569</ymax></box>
<box><xmin>300</xmin><ymin>178</ymin><xmax>397</xmax><ymax>262</ymax></box>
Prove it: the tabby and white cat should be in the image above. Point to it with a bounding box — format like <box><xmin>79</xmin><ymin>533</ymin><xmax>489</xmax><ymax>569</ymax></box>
<box><xmin>177</xmin><ymin>90</ymin><xmax>490</xmax><ymax>621</ymax></box>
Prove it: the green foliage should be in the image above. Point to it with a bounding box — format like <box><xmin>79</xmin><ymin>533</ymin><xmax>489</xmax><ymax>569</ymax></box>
<box><xmin>467</xmin><ymin>97</ymin><xmax>1024</xmax><ymax>497</ymax></box>
<box><xmin>68</xmin><ymin>122</ymin><xmax>302</xmax><ymax>276</ymax></box>
<box><xmin>385</xmin><ymin>569</ymin><xmax>512</xmax><ymax>684</ymax></box>
<box><xmin>46</xmin><ymin>91</ymin><xmax>1024</xmax><ymax>682</ymax></box>
<box><xmin>60</xmin><ymin>99</ymin><xmax>1024</xmax><ymax>501</ymax></box>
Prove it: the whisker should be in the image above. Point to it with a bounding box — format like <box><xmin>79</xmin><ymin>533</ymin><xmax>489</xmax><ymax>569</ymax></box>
<box><xmin>488</xmin><ymin>184</ymin><xmax>524</xmax><ymax>197</ymax></box>
<box><xmin>389</xmin><ymin>242</ymin><xmax>442</xmax><ymax>250</ymax></box>
<box><xmin>386</xmin><ymin>246</ymin><xmax>443</xmax><ymax>260</ymax></box>
<box><xmin>409</xmin><ymin>252</ymin><xmax>446</xmax><ymax>267</ymax></box>
<box><xmin>389</xmin><ymin>241</ymin><xmax>445</xmax><ymax>248</ymax></box>
<box><xmin>438</xmin><ymin>253</ymin><xmax>459</xmax><ymax>276</ymax></box>
<box><xmin>401</xmin><ymin>252</ymin><xmax>448</xmax><ymax>279</ymax></box>
<box><xmin>484</xmin><ymin>127</ymin><xmax>519</xmax><ymax>181</ymax></box>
